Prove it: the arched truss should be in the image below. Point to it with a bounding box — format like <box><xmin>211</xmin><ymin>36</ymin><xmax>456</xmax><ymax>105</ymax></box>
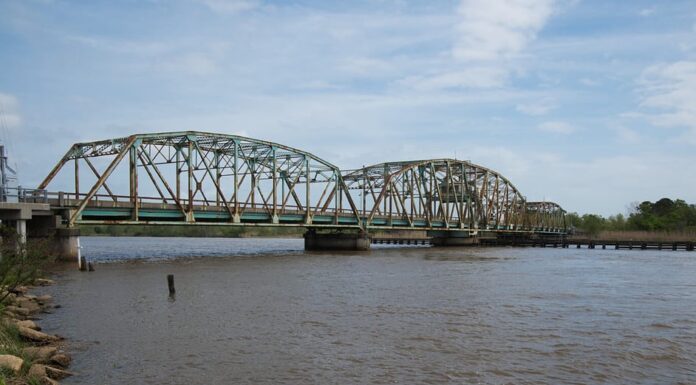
<box><xmin>342</xmin><ymin>159</ymin><xmax>528</xmax><ymax>231</ymax></box>
<box><xmin>524</xmin><ymin>201</ymin><xmax>566</xmax><ymax>231</ymax></box>
<box><xmin>38</xmin><ymin>132</ymin><xmax>361</xmax><ymax>226</ymax></box>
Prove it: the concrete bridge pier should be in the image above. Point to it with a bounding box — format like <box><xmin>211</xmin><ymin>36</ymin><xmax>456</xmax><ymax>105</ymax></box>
<box><xmin>51</xmin><ymin>227</ymin><xmax>81</xmax><ymax>262</ymax></box>
<box><xmin>304</xmin><ymin>229</ymin><xmax>371</xmax><ymax>251</ymax></box>
<box><xmin>428</xmin><ymin>230</ymin><xmax>481</xmax><ymax>247</ymax></box>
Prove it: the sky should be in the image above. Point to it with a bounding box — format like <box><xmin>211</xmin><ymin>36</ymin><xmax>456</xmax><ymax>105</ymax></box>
<box><xmin>0</xmin><ymin>0</ymin><xmax>695</xmax><ymax>216</ymax></box>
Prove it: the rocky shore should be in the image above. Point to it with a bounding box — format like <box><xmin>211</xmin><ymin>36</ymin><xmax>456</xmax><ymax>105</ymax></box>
<box><xmin>0</xmin><ymin>278</ymin><xmax>73</xmax><ymax>385</ymax></box>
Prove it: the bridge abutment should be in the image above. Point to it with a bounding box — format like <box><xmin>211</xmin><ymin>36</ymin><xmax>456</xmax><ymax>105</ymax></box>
<box><xmin>304</xmin><ymin>229</ymin><xmax>371</xmax><ymax>251</ymax></box>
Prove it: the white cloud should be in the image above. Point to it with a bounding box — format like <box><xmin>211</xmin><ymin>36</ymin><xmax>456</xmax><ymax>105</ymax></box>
<box><xmin>400</xmin><ymin>67</ymin><xmax>508</xmax><ymax>90</ymax></box>
<box><xmin>68</xmin><ymin>34</ymin><xmax>226</xmax><ymax>76</ymax></box>
<box><xmin>404</xmin><ymin>0</ymin><xmax>556</xmax><ymax>91</ymax></box>
<box><xmin>639</xmin><ymin>8</ymin><xmax>655</xmax><ymax>17</ymax></box>
<box><xmin>163</xmin><ymin>52</ymin><xmax>218</xmax><ymax>76</ymax></box>
<box><xmin>638</xmin><ymin>61</ymin><xmax>696</xmax><ymax>142</ymax></box>
<box><xmin>538</xmin><ymin>120</ymin><xmax>574</xmax><ymax>134</ymax></box>
<box><xmin>613</xmin><ymin>126</ymin><xmax>640</xmax><ymax>143</ymax></box>
<box><xmin>338</xmin><ymin>57</ymin><xmax>393</xmax><ymax>76</ymax></box>
<box><xmin>516</xmin><ymin>98</ymin><xmax>554</xmax><ymax>115</ymax></box>
<box><xmin>0</xmin><ymin>93</ymin><xmax>21</xmax><ymax>129</ymax></box>
<box><xmin>580</xmin><ymin>77</ymin><xmax>599</xmax><ymax>86</ymax></box>
<box><xmin>453</xmin><ymin>0</ymin><xmax>555</xmax><ymax>61</ymax></box>
<box><xmin>197</xmin><ymin>0</ymin><xmax>260</xmax><ymax>13</ymax></box>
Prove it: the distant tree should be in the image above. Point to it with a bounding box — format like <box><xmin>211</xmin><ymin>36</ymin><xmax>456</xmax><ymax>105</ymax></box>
<box><xmin>565</xmin><ymin>212</ymin><xmax>582</xmax><ymax>228</ymax></box>
<box><xmin>581</xmin><ymin>214</ymin><xmax>605</xmax><ymax>237</ymax></box>
<box><xmin>607</xmin><ymin>213</ymin><xmax>626</xmax><ymax>231</ymax></box>
<box><xmin>626</xmin><ymin>197</ymin><xmax>696</xmax><ymax>231</ymax></box>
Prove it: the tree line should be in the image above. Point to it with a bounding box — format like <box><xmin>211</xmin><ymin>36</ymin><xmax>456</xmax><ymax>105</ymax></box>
<box><xmin>565</xmin><ymin>198</ymin><xmax>696</xmax><ymax>235</ymax></box>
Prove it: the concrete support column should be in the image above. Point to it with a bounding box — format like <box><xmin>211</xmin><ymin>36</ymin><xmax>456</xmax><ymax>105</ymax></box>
<box><xmin>304</xmin><ymin>229</ymin><xmax>371</xmax><ymax>251</ymax></box>
<box><xmin>53</xmin><ymin>228</ymin><xmax>81</xmax><ymax>262</ymax></box>
<box><xmin>15</xmin><ymin>219</ymin><xmax>26</xmax><ymax>245</ymax></box>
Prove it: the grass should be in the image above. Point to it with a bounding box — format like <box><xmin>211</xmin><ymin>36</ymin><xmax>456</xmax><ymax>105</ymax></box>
<box><xmin>0</xmin><ymin>306</ymin><xmax>45</xmax><ymax>385</ymax></box>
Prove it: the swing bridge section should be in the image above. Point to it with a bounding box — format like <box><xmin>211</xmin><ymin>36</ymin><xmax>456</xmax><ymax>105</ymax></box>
<box><xmin>35</xmin><ymin>132</ymin><xmax>566</xmax><ymax>251</ymax></box>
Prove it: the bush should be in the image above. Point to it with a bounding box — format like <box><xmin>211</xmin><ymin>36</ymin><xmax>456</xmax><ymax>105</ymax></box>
<box><xmin>0</xmin><ymin>227</ymin><xmax>53</xmax><ymax>304</ymax></box>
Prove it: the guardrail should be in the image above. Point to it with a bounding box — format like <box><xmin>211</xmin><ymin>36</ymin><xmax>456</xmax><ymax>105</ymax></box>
<box><xmin>1</xmin><ymin>187</ymin><xmax>48</xmax><ymax>203</ymax></box>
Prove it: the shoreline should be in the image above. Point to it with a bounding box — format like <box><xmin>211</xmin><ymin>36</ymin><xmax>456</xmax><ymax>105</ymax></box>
<box><xmin>0</xmin><ymin>278</ymin><xmax>74</xmax><ymax>385</ymax></box>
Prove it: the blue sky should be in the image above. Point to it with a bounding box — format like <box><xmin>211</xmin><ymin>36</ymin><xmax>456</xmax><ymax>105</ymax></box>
<box><xmin>1</xmin><ymin>0</ymin><xmax>695</xmax><ymax>215</ymax></box>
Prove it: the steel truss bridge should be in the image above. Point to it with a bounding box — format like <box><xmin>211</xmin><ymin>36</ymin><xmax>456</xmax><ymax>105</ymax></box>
<box><xmin>37</xmin><ymin>132</ymin><xmax>566</xmax><ymax>238</ymax></box>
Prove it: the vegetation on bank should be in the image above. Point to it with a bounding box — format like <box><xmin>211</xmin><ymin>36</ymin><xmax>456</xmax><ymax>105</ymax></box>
<box><xmin>567</xmin><ymin>198</ymin><xmax>696</xmax><ymax>237</ymax></box>
<box><xmin>79</xmin><ymin>224</ymin><xmax>304</xmax><ymax>238</ymax></box>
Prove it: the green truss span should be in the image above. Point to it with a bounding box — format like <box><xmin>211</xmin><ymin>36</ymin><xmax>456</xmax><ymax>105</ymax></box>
<box><xmin>37</xmin><ymin>131</ymin><xmax>567</xmax><ymax>234</ymax></box>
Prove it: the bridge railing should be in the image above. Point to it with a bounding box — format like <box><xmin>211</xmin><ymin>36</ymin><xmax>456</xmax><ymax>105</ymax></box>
<box><xmin>1</xmin><ymin>187</ymin><xmax>48</xmax><ymax>204</ymax></box>
<box><xmin>44</xmin><ymin>191</ymin><xmax>361</xmax><ymax>216</ymax></box>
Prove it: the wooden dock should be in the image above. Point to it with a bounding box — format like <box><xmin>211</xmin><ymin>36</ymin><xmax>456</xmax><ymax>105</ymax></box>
<box><xmin>486</xmin><ymin>239</ymin><xmax>695</xmax><ymax>251</ymax></box>
<box><xmin>371</xmin><ymin>238</ymin><xmax>431</xmax><ymax>245</ymax></box>
<box><xmin>370</xmin><ymin>237</ymin><xmax>695</xmax><ymax>251</ymax></box>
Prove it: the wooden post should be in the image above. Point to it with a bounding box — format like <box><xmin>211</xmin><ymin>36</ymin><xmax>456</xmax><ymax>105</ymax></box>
<box><xmin>167</xmin><ymin>274</ymin><xmax>176</xmax><ymax>296</ymax></box>
<box><xmin>79</xmin><ymin>256</ymin><xmax>87</xmax><ymax>271</ymax></box>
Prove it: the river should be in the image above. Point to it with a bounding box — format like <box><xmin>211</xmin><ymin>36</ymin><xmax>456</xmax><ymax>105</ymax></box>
<box><xmin>37</xmin><ymin>237</ymin><xmax>696</xmax><ymax>384</ymax></box>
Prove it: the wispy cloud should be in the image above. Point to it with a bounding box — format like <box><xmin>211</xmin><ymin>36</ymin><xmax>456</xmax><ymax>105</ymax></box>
<box><xmin>196</xmin><ymin>0</ymin><xmax>260</xmax><ymax>14</ymax></box>
<box><xmin>538</xmin><ymin>120</ymin><xmax>574</xmax><ymax>134</ymax></box>
<box><xmin>638</xmin><ymin>60</ymin><xmax>696</xmax><ymax>142</ymax></box>
<box><xmin>0</xmin><ymin>93</ymin><xmax>21</xmax><ymax>129</ymax></box>
<box><xmin>399</xmin><ymin>67</ymin><xmax>508</xmax><ymax>90</ymax></box>
<box><xmin>639</xmin><ymin>8</ymin><xmax>655</xmax><ymax>17</ymax></box>
<box><xmin>516</xmin><ymin>98</ymin><xmax>555</xmax><ymax>116</ymax></box>
<box><xmin>453</xmin><ymin>0</ymin><xmax>555</xmax><ymax>61</ymax></box>
<box><xmin>402</xmin><ymin>0</ymin><xmax>556</xmax><ymax>90</ymax></box>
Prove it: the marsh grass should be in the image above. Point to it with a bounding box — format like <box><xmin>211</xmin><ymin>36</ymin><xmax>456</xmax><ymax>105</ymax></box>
<box><xmin>571</xmin><ymin>230</ymin><xmax>696</xmax><ymax>242</ymax></box>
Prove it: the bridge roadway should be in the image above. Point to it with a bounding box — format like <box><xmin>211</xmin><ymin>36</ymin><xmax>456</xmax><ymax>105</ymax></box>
<box><xmin>12</xmin><ymin>131</ymin><xmax>567</xmax><ymax>258</ymax></box>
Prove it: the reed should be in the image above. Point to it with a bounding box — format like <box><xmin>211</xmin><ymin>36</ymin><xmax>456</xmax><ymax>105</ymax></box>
<box><xmin>572</xmin><ymin>230</ymin><xmax>696</xmax><ymax>242</ymax></box>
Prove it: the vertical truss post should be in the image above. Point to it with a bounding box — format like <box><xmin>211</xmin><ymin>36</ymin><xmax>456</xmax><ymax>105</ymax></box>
<box><xmin>305</xmin><ymin>157</ymin><xmax>311</xmax><ymax>224</ymax></box>
<box><xmin>334</xmin><ymin>170</ymin><xmax>339</xmax><ymax>224</ymax></box>
<box><xmin>445</xmin><ymin>161</ymin><xmax>451</xmax><ymax>227</ymax></box>
<box><xmin>176</xmin><ymin>147</ymin><xmax>181</xmax><ymax>203</ymax></box>
<box><xmin>74</xmin><ymin>158</ymin><xmax>80</xmax><ymax>200</ymax></box>
<box><xmin>129</xmin><ymin>145</ymin><xmax>139</xmax><ymax>221</ymax></box>
<box><xmin>362</xmin><ymin>169</ymin><xmax>366</xmax><ymax>222</ymax></box>
<box><xmin>272</xmin><ymin>146</ymin><xmax>278</xmax><ymax>223</ymax></box>
<box><xmin>459</xmin><ymin>163</ymin><xmax>465</xmax><ymax>229</ymax></box>
<box><xmin>233</xmin><ymin>141</ymin><xmax>240</xmax><ymax>222</ymax></box>
<box><xmin>215</xmin><ymin>150</ymin><xmax>221</xmax><ymax>207</ymax></box>
<box><xmin>187</xmin><ymin>140</ymin><xmax>194</xmax><ymax>220</ymax></box>
<box><xmin>429</xmin><ymin>162</ymin><xmax>434</xmax><ymax>226</ymax></box>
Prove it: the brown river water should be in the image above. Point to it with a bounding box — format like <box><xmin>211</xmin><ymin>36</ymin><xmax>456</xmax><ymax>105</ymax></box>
<box><xmin>36</xmin><ymin>237</ymin><xmax>696</xmax><ymax>384</ymax></box>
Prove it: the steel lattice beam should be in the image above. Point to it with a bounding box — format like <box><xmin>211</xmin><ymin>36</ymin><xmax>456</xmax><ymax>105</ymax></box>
<box><xmin>37</xmin><ymin>132</ymin><xmax>566</xmax><ymax>233</ymax></box>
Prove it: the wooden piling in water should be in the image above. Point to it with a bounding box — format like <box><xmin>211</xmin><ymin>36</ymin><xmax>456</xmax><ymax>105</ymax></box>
<box><xmin>167</xmin><ymin>274</ymin><xmax>175</xmax><ymax>296</ymax></box>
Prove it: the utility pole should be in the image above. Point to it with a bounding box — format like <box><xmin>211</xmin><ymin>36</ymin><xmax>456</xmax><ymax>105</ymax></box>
<box><xmin>0</xmin><ymin>144</ymin><xmax>17</xmax><ymax>202</ymax></box>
